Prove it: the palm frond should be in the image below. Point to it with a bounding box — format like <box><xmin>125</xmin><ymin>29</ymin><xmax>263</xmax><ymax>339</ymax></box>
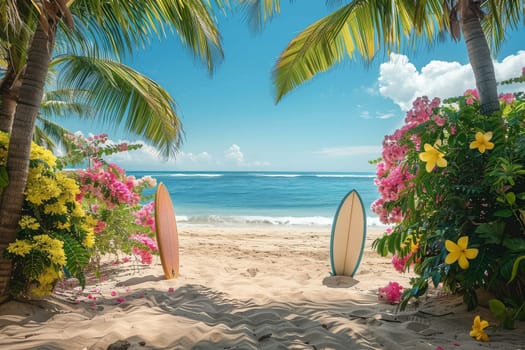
<box><xmin>482</xmin><ymin>0</ymin><xmax>524</xmax><ymax>53</ymax></box>
<box><xmin>40</xmin><ymin>88</ymin><xmax>94</xmax><ymax>119</ymax></box>
<box><xmin>0</xmin><ymin>2</ymin><xmax>38</xmax><ymax>76</ymax></box>
<box><xmin>33</xmin><ymin>126</ymin><xmax>55</xmax><ymax>150</ymax></box>
<box><xmin>53</xmin><ymin>55</ymin><xmax>182</xmax><ymax>158</ymax></box>
<box><xmin>273</xmin><ymin>0</ymin><xmax>449</xmax><ymax>102</ymax></box>
<box><xmin>59</xmin><ymin>0</ymin><xmax>223</xmax><ymax>72</ymax></box>
<box><xmin>238</xmin><ymin>0</ymin><xmax>281</xmax><ymax>31</ymax></box>
<box><xmin>34</xmin><ymin>116</ymin><xmax>78</xmax><ymax>154</ymax></box>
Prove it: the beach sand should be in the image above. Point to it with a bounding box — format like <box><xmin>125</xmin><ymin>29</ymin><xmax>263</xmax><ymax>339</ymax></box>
<box><xmin>1</xmin><ymin>226</ymin><xmax>524</xmax><ymax>349</ymax></box>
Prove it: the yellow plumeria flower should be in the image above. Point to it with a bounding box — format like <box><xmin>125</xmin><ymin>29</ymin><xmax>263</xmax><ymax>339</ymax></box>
<box><xmin>419</xmin><ymin>143</ymin><xmax>447</xmax><ymax>173</ymax></box>
<box><xmin>469</xmin><ymin>131</ymin><xmax>494</xmax><ymax>153</ymax></box>
<box><xmin>445</xmin><ymin>236</ymin><xmax>478</xmax><ymax>269</ymax></box>
<box><xmin>469</xmin><ymin>315</ymin><xmax>489</xmax><ymax>342</ymax></box>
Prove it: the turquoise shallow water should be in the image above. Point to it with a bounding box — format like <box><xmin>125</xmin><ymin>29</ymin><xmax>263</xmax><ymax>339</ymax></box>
<box><xmin>130</xmin><ymin>171</ymin><xmax>383</xmax><ymax>227</ymax></box>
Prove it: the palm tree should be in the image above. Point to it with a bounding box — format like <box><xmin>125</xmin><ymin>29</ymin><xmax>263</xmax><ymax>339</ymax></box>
<box><xmin>0</xmin><ymin>0</ymin><xmax>224</xmax><ymax>302</ymax></box>
<box><xmin>266</xmin><ymin>1</ymin><xmax>523</xmax><ymax>115</ymax></box>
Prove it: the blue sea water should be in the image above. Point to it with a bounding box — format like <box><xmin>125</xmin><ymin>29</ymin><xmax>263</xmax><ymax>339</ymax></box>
<box><xmin>129</xmin><ymin>171</ymin><xmax>384</xmax><ymax>227</ymax></box>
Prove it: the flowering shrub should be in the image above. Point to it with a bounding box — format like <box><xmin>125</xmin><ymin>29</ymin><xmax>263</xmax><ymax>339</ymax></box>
<box><xmin>60</xmin><ymin>133</ymin><xmax>158</xmax><ymax>265</ymax></box>
<box><xmin>372</xmin><ymin>83</ymin><xmax>525</xmax><ymax>310</ymax></box>
<box><xmin>0</xmin><ymin>132</ymin><xmax>93</xmax><ymax>298</ymax></box>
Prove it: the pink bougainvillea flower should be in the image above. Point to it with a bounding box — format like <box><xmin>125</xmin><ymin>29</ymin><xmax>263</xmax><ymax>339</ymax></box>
<box><xmin>116</xmin><ymin>297</ymin><xmax>126</xmax><ymax>304</ymax></box>
<box><xmin>469</xmin><ymin>131</ymin><xmax>494</xmax><ymax>153</ymax></box>
<box><xmin>168</xmin><ymin>287</ymin><xmax>175</xmax><ymax>293</ymax></box>
<box><xmin>378</xmin><ymin>282</ymin><xmax>403</xmax><ymax>304</ymax></box>
<box><xmin>419</xmin><ymin>143</ymin><xmax>447</xmax><ymax>172</ymax></box>
<box><xmin>499</xmin><ymin>93</ymin><xmax>515</xmax><ymax>105</ymax></box>
<box><xmin>111</xmin><ymin>290</ymin><xmax>117</xmax><ymax>297</ymax></box>
<box><xmin>445</xmin><ymin>236</ymin><xmax>478</xmax><ymax>269</ymax></box>
<box><xmin>392</xmin><ymin>254</ymin><xmax>411</xmax><ymax>273</ymax></box>
<box><xmin>469</xmin><ymin>315</ymin><xmax>489</xmax><ymax>342</ymax></box>
<box><xmin>464</xmin><ymin>88</ymin><xmax>479</xmax><ymax>100</ymax></box>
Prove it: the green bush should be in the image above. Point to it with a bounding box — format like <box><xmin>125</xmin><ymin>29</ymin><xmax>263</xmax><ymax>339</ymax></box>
<box><xmin>1</xmin><ymin>131</ymin><xmax>92</xmax><ymax>298</ymax></box>
<box><xmin>372</xmin><ymin>88</ymin><xmax>525</xmax><ymax>310</ymax></box>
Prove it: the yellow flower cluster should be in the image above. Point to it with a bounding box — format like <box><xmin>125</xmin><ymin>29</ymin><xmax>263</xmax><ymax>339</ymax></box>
<box><xmin>54</xmin><ymin>221</ymin><xmax>71</xmax><ymax>230</ymax></box>
<box><xmin>72</xmin><ymin>202</ymin><xmax>85</xmax><ymax>218</ymax></box>
<box><xmin>29</xmin><ymin>144</ymin><xmax>56</xmax><ymax>167</ymax></box>
<box><xmin>31</xmin><ymin>267</ymin><xmax>63</xmax><ymax>297</ymax></box>
<box><xmin>57</xmin><ymin>173</ymin><xmax>80</xmax><ymax>197</ymax></box>
<box><xmin>33</xmin><ymin>235</ymin><xmax>66</xmax><ymax>266</ymax></box>
<box><xmin>83</xmin><ymin>230</ymin><xmax>95</xmax><ymax>248</ymax></box>
<box><xmin>7</xmin><ymin>240</ymin><xmax>33</xmax><ymax>257</ymax></box>
<box><xmin>19</xmin><ymin>215</ymin><xmax>40</xmax><ymax>230</ymax></box>
<box><xmin>0</xmin><ymin>131</ymin><xmax>8</xmax><ymax>163</ymax></box>
<box><xmin>25</xmin><ymin>174</ymin><xmax>61</xmax><ymax>205</ymax></box>
<box><xmin>1</xmin><ymin>133</ymin><xmax>96</xmax><ymax>298</ymax></box>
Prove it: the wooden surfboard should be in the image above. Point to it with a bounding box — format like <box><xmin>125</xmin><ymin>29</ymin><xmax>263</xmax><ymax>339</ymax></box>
<box><xmin>155</xmin><ymin>182</ymin><xmax>179</xmax><ymax>279</ymax></box>
<box><xmin>330</xmin><ymin>190</ymin><xmax>367</xmax><ymax>277</ymax></box>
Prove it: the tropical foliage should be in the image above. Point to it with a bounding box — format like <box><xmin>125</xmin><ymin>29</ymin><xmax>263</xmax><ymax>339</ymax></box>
<box><xmin>60</xmin><ymin>133</ymin><xmax>159</xmax><ymax>266</ymax></box>
<box><xmin>372</xmin><ymin>71</ymin><xmax>525</xmax><ymax>311</ymax></box>
<box><xmin>1</xmin><ymin>130</ymin><xmax>160</xmax><ymax>298</ymax></box>
<box><xmin>0</xmin><ymin>0</ymin><xmax>224</xmax><ymax>301</ymax></box>
<box><xmin>1</xmin><ymin>131</ymin><xmax>93</xmax><ymax>298</ymax></box>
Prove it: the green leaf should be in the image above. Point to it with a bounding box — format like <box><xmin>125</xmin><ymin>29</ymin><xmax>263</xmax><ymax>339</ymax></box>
<box><xmin>505</xmin><ymin>192</ymin><xmax>516</xmax><ymax>205</ymax></box>
<box><xmin>509</xmin><ymin>255</ymin><xmax>525</xmax><ymax>283</ymax></box>
<box><xmin>22</xmin><ymin>251</ymin><xmax>47</xmax><ymax>281</ymax></box>
<box><xmin>494</xmin><ymin>209</ymin><xmax>513</xmax><ymax>218</ymax></box>
<box><xmin>431</xmin><ymin>269</ymin><xmax>442</xmax><ymax>288</ymax></box>
<box><xmin>475</xmin><ymin>222</ymin><xmax>505</xmax><ymax>243</ymax></box>
<box><xmin>61</xmin><ymin>235</ymin><xmax>89</xmax><ymax>284</ymax></box>
<box><xmin>489</xmin><ymin>299</ymin><xmax>507</xmax><ymax>318</ymax></box>
<box><xmin>502</xmin><ymin>238</ymin><xmax>525</xmax><ymax>252</ymax></box>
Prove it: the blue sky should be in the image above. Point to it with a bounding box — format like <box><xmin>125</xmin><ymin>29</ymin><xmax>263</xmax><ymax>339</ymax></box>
<box><xmin>74</xmin><ymin>2</ymin><xmax>525</xmax><ymax>172</ymax></box>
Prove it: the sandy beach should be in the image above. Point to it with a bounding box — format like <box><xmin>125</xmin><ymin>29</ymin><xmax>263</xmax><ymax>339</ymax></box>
<box><xmin>0</xmin><ymin>226</ymin><xmax>524</xmax><ymax>350</ymax></box>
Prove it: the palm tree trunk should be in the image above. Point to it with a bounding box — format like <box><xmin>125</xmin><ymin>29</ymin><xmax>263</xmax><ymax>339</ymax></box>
<box><xmin>0</xmin><ymin>69</ymin><xmax>20</xmax><ymax>133</ymax></box>
<box><xmin>460</xmin><ymin>0</ymin><xmax>500</xmax><ymax>115</ymax></box>
<box><xmin>0</xmin><ymin>22</ymin><xmax>54</xmax><ymax>303</ymax></box>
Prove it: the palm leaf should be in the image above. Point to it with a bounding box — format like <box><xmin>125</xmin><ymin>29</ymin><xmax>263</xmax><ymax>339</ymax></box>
<box><xmin>41</xmin><ymin>88</ymin><xmax>94</xmax><ymax>118</ymax></box>
<box><xmin>274</xmin><ymin>0</ymin><xmax>426</xmax><ymax>102</ymax></box>
<box><xmin>482</xmin><ymin>0</ymin><xmax>524</xmax><ymax>53</ymax></box>
<box><xmin>34</xmin><ymin>116</ymin><xmax>77</xmax><ymax>152</ymax></box>
<box><xmin>59</xmin><ymin>0</ymin><xmax>223</xmax><ymax>72</ymax></box>
<box><xmin>53</xmin><ymin>55</ymin><xmax>182</xmax><ymax>157</ymax></box>
<box><xmin>33</xmin><ymin>124</ymin><xmax>57</xmax><ymax>150</ymax></box>
<box><xmin>238</xmin><ymin>0</ymin><xmax>281</xmax><ymax>31</ymax></box>
<box><xmin>273</xmin><ymin>0</ymin><xmax>451</xmax><ymax>102</ymax></box>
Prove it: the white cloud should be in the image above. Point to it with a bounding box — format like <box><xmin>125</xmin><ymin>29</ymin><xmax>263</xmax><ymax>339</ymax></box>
<box><xmin>223</xmin><ymin>144</ymin><xmax>271</xmax><ymax>168</ymax></box>
<box><xmin>377</xmin><ymin>112</ymin><xmax>396</xmax><ymax>119</ymax></box>
<box><xmin>314</xmin><ymin>145</ymin><xmax>381</xmax><ymax>157</ymax></box>
<box><xmin>104</xmin><ymin>141</ymin><xmax>214</xmax><ymax>170</ymax></box>
<box><xmin>101</xmin><ymin>141</ymin><xmax>270</xmax><ymax>170</ymax></box>
<box><xmin>224</xmin><ymin>144</ymin><xmax>245</xmax><ymax>164</ymax></box>
<box><xmin>359</xmin><ymin>110</ymin><xmax>371</xmax><ymax>119</ymax></box>
<box><xmin>378</xmin><ymin>51</ymin><xmax>525</xmax><ymax>110</ymax></box>
<box><xmin>359</xmin><ymin>109</ymin><xmax>396</xmax><ymax>120</ymax></box>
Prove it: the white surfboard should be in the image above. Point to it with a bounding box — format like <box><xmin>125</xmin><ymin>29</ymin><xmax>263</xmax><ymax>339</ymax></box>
<box><xmin>330</xmin><ymin>190</ymin><xmax>367</xmax><ymax>276</ymax></box>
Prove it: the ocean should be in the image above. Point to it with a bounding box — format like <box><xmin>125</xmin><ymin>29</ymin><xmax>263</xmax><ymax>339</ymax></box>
<box><xmin>130</xmin><ymin>171</ymin><xmax>384</xmax><ymax>227</ymax></box>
